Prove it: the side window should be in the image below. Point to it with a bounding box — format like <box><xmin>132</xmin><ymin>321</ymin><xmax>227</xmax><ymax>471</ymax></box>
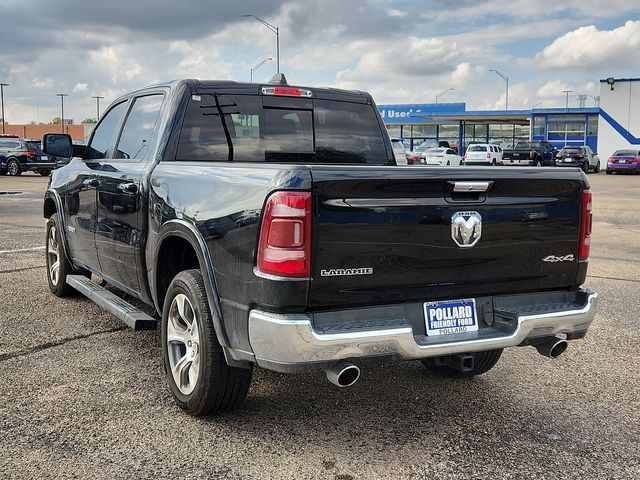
<box><xmin>115</xmin><ymin>94</ymin><xmax>164</xmax><ymax>160</ymax></box>
<box><xmin>87</xmin><ymin>101</ymin><xmax>128</xmax><ymax>160</ymax></box>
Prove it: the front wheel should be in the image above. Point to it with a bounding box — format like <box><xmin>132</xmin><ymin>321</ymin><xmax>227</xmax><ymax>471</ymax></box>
<box><xmin>162</xmin><ymin>269</ymin><xmax>252</xmax><ymax>416</ymax></box>
<box><xmin>421</xmin><ymin>349</ymin><xmax>503</xmax><ymax>377</ymax></box>
<box><xmin>45</xmin><ymin>213</ymin><xmax>76</xmax><ymax>297</ymax></box>
<box><xmin>594</xmin><ymin>161</ymin><xmax>600</xmax><ymax>173</ymax></box>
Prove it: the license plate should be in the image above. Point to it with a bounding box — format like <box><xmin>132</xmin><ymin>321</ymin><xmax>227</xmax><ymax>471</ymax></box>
<box><xmin>619</xmin><ymin>160</ymin><xmax>626</xmax><ymax>164</ymax></box>
<box><xmin>564</xmin><ymin>158</ymin><xmax>572</xmax><ymax>162</ymax></box>
<box><xmin>424</xmin><ymin>298</ymin><xmax>478</xmax><ymax>336</ymax></box>
<box><xmin>41</xmin><ymin>155</ymin><xmax>48</xmax><ymax>161</ymax></box>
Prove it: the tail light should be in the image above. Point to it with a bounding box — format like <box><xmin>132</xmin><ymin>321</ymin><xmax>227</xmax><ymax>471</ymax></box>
<box><xmin>486</xmin><ymin>152</ymin><xmax>491</xmax><ymax>159</ymax></box>
<box><xmin>25</xmin><ymin>150</ymin><xmax>35</xmax><ymax>157</ymax></box>
<box><xmin>530</xmin><ymin>151</ymin><xmax>535</xmax><ymax>159</ymax></box>
<box><xmin>579</xmin><ymin>190</ymin><xmax>592</xmax><ymax>261</ymax></box>
<box><xmin>257</xmin><ymin>191</ymin><xmax>312</xmax><ymax>278</ymax></box>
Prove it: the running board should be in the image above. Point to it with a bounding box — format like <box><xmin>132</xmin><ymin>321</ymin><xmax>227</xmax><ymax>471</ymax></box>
<box><xmin>66</xmin><ymin>274</ymin><xmax>157</xmax><ymax>330</ymax></box>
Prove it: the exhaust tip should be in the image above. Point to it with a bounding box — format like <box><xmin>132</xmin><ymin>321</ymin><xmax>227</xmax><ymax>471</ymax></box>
<box><xmin>536</xmin><ymin>338</ymin><xmax>568</xmax><ymax>358</ymax></box>
<box><xmin>326</xmin><ymin>362</ymin><xmax>360</xmax><ymax>387</ymax></box>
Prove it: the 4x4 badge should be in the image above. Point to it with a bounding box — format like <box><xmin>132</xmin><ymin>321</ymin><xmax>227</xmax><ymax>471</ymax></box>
<box><xmin>451</xmin><ymin>211</ymin><xmax>482</xmax><ymax>247</ymax></box>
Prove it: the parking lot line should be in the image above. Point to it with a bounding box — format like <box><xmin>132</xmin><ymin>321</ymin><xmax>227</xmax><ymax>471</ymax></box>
<box><xmin>0</xmin><ymin>246</ymin><xmax>45</xmax><ymax>254</ymax></box>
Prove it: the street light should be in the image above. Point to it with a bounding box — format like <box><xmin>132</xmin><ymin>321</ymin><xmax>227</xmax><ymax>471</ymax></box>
<box><xmin>489</xmin><ymin>69</ymin><xmax>509</xmax><ymax>110</ymax></box>
<box><xmin>92</xmin><ymin>95</ymin><xmax>104</xmax><ymax>121</ymax></box>
<box><xmin>250</xmin><ymin>57</ymin><xmax>274</xmax><ymax>82</ymax></box>
<box><xmin>56</xmin><ymin>93</ymin><xmax>68</xmax><ymax>134</ymax></box>
<box><xmin>435</xmin><ymin>88</ymin><xmax>454</xmax><ymax>104</ymax></box>
<box><xmin>562</xmin><ymin>90</ymin><xmax>572</xmax><ymax>109</ymax></box>
<box><xmin>0</xmin><ymin>83</ymin><xmax>9</xmax><ymax>134</ymax></box>
<box><xmin>242</xmin><ymin>14</ymin><xmax>280</xmax><ymax>73</ymax></box>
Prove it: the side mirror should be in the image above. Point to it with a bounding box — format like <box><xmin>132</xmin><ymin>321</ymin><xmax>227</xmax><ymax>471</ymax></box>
<box><xmin>42</xmin><ymin>133</ymin><xmax>72</xmax><ymax>157</ymax></box>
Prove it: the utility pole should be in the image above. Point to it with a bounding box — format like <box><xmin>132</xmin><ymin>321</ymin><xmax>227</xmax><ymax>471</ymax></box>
<box><xmin>562</xmin><ymin>90</ymin><xmax>572</xmax><ymax>109</ymax></box>
<box><xmin>56</xmin><ymin>93</ymin><xmax>68</xmax><ymax>133</ymax></box>
<box><xmin>489</xmin><ymin>70</ymin><xmax>509</xmax><ymax>110</ymax></box>
<box><xmin>0</xmin><ymin>83</ymin><xmax>9</xmax><ymax>134</ymax></box>
<box><xmin>92</xmin><ymin>95</ymin><xmax>104</xmax><ymax>121</ymax></box>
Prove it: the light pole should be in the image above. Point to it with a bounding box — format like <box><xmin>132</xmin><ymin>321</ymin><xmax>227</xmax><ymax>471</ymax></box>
<box><xmin>250</xmin><ymin>57</ymin><xmax>274</xmax><ymax>82</ymax></box>
<box><xmin>489</xmin><ymin>69</ymin><xmax>509</xmax><ymax>110</ymax></box>
<box><xmin>56</xmin><ymin>93</ymin><xmax>68</xmax><ymax>134</ymax></box>
<box><xmin>92</xmin><ymin>95</ymin><xmax>104</xmax><ymax>121</ymax></box>
<box><xmin>435</xmin><ymin>88</ymin><xmax>454</xmax><ymax>104</ymax></box>
<box><xmin>562</xmin><ymin>90</ymin><xmax>572</xmax><ymax>109</ymax></box>
<box><xmin>0</xmin><ymin>83</ymin><xmax>9</xmax><ymax>134</ymax></box>
<box><xmin>242</xmin><ymin>14</ymin><xmax>280</xmax><ymax>73</ymax></box>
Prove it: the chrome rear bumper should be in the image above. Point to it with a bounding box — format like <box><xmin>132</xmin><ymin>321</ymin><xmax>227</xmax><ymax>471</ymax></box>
<box><xmin>248</xmin><ymin>290</ymin><xmax>598</xmax><ymax>373</ymax></box>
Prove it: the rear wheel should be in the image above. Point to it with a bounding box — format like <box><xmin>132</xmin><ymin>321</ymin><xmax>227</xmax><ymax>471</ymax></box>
<box><xmin>594</xmin><ymin>161</ymin><xmax>600</xmax><ymax>173</ymax></box>
<box><xmin>162</xmin><ymin>269</ymin><xmax>252</xmax><ymax>416</ymax></box>
<box><xmin>491</xmin><ymin>159</ymin><xmax>497</xmax><ymax>166</ymax></box>
<box><xmin>39</xmin><ymin>170</ymin><xmax>51</xmax><ymax>176</ymax></box>
<box><xmin>7</xmin><ymin>159</ymin><xmax>21</xmax><ymax>176</ymax></box>
<box><xmin>421</xmin><ymin>349</ymin><xmax>503</xmax><ymax>378</ymax></box>
<box><xmin>582</xmin><ymin>162</ymin><xmax>589</xmax><ymax>174</ymax></box>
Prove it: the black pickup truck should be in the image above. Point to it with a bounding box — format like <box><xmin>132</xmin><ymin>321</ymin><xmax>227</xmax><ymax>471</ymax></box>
<box><xmin>42</xmin><ymin>78</ymin><xmax>598</xmax><ymax>416</ymax></box>
<box><xmin>502</xmin><ymin>140</ymin><xmax>557</xmax><ymax>167</ymax></box>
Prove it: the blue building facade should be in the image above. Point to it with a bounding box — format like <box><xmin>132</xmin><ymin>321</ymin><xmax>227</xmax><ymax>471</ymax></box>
<box><xmin>379</xmin><ymin>103</ymin><xmax>601</xmax><ymax>153</ymax></box>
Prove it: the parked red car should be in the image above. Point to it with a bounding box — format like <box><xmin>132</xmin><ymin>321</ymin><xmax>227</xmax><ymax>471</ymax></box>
<box><xmin>606</xmin><ymin>149</ymin><xmax>640</xmax><ymax>174</ymax></box>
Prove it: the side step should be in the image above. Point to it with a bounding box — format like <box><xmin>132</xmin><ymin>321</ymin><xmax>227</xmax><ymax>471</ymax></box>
<box><xmin>66</xmin><ymin>274</ymin><xmax>157</xmax><ymax>330</ymax></box>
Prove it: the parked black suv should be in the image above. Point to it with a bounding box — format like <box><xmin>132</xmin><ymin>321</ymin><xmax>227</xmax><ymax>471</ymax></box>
<box><xmin>0</xmin><ymin>136</ymin><xmax>56</xmax><ymax>176</ymax></box>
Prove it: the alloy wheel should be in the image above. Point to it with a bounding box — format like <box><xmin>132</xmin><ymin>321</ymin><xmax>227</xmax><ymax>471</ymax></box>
<box><xmin>8</xmin><ymin>161</ymin><xmax>18</xmax><ymax>176</ymax></box>
<box><xmin>47</xmin><ymin>226</ymin><xmax>60</xmax><ymax>286</ymax></box>
<box><xmin>167</xmin><ymin>293</ymin><xmax>201</xmax><ymax>395</ymax></box>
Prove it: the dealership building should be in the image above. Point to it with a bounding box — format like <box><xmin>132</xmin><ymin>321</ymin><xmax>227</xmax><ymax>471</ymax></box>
<box><xmin>379</xmin><ymin>77</ymin><xmax>639</xmax><ymax>161</ymax></box>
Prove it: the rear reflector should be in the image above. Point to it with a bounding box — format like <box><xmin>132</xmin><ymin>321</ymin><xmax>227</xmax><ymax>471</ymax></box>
<box><xmin>261</xmin><ymin>86</ymin><xmax>313</xmax><ymax>98</ymax></box>
<box><xmin>579</xmin><ymin>190</ymin><xmax>592</xmax><ymax>261</ymax></box>
<box><xmin>257</xmin><ymin>191</ymin><xmax>312</xmax><ymax>278</ymax></box>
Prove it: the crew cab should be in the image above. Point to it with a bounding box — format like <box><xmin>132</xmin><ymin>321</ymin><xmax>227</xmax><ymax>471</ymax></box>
<box><xmin>502</xmin><ymin>140</ymin><xmax>556</xmax><ymax>167</ymax></box>
<box><xmin>41</xmin><ymin>77</ymin><xmax>598</xmax><ymax>416</ymax></box>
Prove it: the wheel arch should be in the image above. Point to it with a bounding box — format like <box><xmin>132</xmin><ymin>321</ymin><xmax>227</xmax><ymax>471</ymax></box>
<box><xmin>153</xmin><ymin>220</ymin><xmax>230</xmax><ymax>349</ymax></box>
<box><xmin>43</xmin><ymin>189</ymin><xmax>73</xmax><ymax>262</ymax></box>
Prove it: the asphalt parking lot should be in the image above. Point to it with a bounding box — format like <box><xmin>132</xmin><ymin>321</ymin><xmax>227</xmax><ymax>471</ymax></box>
<box><xmin>1</xmin><ymin>171</ymin><xmax>639</xmax><ymax>479</ymax></box>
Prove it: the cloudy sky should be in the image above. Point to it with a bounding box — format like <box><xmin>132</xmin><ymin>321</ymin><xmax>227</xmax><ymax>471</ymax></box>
<box><xmin>1</xmin><ymin>0</ymin><xmax>639</xmax><ymax>124</ymax></box>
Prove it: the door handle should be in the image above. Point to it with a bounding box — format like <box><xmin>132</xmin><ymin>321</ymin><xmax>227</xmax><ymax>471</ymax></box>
<box><xmin>83</xmin><ymin>178</ymin><xmax>100</xmax><ymax>188</ymax></box>
<box><xmin>117</xmin><ymin>182</ymin><xmax>138</xmax><ymax>193</ymax></box>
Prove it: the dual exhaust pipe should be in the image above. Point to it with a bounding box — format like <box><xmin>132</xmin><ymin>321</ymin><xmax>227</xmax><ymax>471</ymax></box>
<box><xmin>324</xmin><ymin>337</ymin><xmax>568</xmax><ymax>387</ymax></box>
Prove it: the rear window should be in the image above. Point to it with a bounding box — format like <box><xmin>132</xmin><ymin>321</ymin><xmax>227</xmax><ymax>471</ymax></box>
<box><xmin>467</xmin><ymin>145</ymin><xmax>486</xmax><ymax>152</ymax></box>
<box><xmin>560</xmin><ymin>147</ymin><xmax>581</xmax><ymax>153</ymax></box>
<box><xmin>176</xmin><ymin>94</ymin><xmax>389</xmax><ymax>164</ymax></box>
<box><xmin>613</xmin><ymin>150</ymin><xmax>639</xmax><ymax>156</ymax></box>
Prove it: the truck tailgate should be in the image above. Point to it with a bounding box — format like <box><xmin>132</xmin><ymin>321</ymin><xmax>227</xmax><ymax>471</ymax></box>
<box><xmin>308</xmin><ymin>166</ymin><xmax>587</xmax><ymax>309</ymax></box>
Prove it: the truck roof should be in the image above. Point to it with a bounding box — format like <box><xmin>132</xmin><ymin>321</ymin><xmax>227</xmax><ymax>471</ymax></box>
<box><xmin>122</xmin><ymin>79</ymin><xmax>373</xmax><ymax>104</ymax></box>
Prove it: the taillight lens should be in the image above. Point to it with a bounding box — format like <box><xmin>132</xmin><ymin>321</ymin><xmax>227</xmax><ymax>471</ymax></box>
<box><xmin>579</xmin><ymin>190</ymin><xmax>592</xmax><ymax>261</ymax></box>
<box><xmin>25</xmin><ymin>150</ymin><xmax>35</xmax><ymax>157</ymax></box>
<box><xmin>486</xmin><ymin>152</ymin><xmax>491</xmax><ymax>159</ymax></box>
<box><xmin>257</xmin><ymin>191</ymin><xmax>311</xmax><ymax>278</ymax></box>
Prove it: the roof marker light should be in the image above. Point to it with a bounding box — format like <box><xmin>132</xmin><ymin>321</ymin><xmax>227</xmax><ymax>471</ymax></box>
<box><xmin>261</xmin><ymin>86</ymin><xmax>313</xmax><ymax>98</ymax></box>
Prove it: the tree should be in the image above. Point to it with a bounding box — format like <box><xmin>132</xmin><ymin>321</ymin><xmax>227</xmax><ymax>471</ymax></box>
<box><xmin>81</xmin><ymin>118</ymin><xmax>97</xmax><ymax>124</ymax></box>
<box><xmin>51</xmin><ymin>117</ymin><xmax>62</xmax><ymax>125</ymax></box>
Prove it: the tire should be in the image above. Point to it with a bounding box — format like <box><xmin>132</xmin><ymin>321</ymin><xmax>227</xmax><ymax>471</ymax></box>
<box><xmin>491</xmin><ymin>159</ymin><xmax>497</xmax><ymax>166</ymax></box>
<box><xmin>606</xmin><ymin>170</ymin><xmax>612</xmax><ymax>175</ymax></box>
<box><xmin>45</xmin><ymin>213</ymin><xmax>77</xmax><ymax>297</ymax></box>
<box><xmin>421</xmin><ymin>349</ymin><xmax>503</xmax><ymax>378</ymax></box>
<box><xmin>7</xmin><ymin>158</ymin><xmax>21</xmax><ymax>176</ymax></box>
<box><xmin>446</xmin><ymin>160</ymin><xmax>450</xmax><ymax>166</ymax></box>
<box><xmin>39</xmin><ymin>170</ymin><xmax>51</xmax><ymax>176</ymax></box>
<box><xmin>0</xmin><ymin>170</ymin><xmax>6</xmax><ymax>175</ymax></box>
<box><xmin>594</xmin><ymin>161</ymin><xmax>600</xmax><ymax>173</ymax></box>
<box><xmin>162</xmin><ymin>269</ymin><xmax>252</xmax><ymax>416</ymax></box>
<box><xmin>582</xmin><ymin>162</ymin><xmax>589</xmax><ymax>174</ymax></box>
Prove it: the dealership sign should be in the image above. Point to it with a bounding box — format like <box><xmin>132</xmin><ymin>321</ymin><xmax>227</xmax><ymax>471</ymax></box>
<box><xmin>378</xmin><ymin>103</ymin><xmax>466</xmax><ymax>124</ymax></box>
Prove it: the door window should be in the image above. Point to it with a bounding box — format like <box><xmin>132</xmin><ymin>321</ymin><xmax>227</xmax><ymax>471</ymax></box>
<box><xmin>87</xmin><ymin>101</ymin><xmax>128</xmax><ymax>159</ymax></box>
<box><xmin>115</xmin><ymin>94</ymin><xmax>165</xmax><ymax>160</ymax></box>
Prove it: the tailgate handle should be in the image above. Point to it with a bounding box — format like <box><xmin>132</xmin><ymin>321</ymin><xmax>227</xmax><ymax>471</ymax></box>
<box><xmin>450</xmin><ymin>181</ymin><xmax>493</xmax><ymax>193</ymax></box>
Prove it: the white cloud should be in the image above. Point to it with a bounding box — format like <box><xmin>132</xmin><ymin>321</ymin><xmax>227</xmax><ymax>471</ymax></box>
<box><xmin>535</xmin><ymin>20</ymin><xmax>640</xmax><ymax>70</ymax></box>
<box><xmin>72</xmin><ymin>82</ymin><xmax>88</xmax><ymax>92</ymax></box>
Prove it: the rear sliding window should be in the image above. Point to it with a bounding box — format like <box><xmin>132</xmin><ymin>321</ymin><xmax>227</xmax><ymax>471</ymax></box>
<box><xmin>176</xmin><ymin>94</ymin><xmax>389</xmax><ymax>164</ymax></box>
